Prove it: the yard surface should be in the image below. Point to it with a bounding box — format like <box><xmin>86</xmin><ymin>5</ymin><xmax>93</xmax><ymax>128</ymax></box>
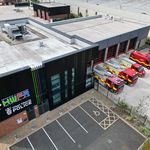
<box><xmin>79</xmin><ymin>0</ymin><xmax>150</xmax><ymax>15</ymax></box>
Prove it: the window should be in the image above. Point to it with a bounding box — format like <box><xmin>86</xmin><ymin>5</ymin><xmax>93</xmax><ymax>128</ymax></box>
<box><xmin>64</xmin><ymin>71</ymin><xmax>68</xmax><ymax>99</ymax></box>
<box><xmin>71</xmin><ymin>68</ymin><xmax>75</xmax><ymax>95</ymax></box>
<box><xmin>85</xmin><ymin>65</ymin><xmax>93</xmax><ymax>88</ymax></box>
<box><xmin>51</xmin><ymin>74</ymin><xmax>61</xmax><ymax>105</ymax></box>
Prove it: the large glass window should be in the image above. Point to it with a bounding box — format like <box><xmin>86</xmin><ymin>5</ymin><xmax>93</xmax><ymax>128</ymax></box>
<box><xmin>51</xmin><ymin>74</ymin><xmax>61</xmax><ymax>105</ymax></box>
<box><xmin>64</xmin><ymin>71</ymin><xmax>68</xmax><ymax>99</ymax></box>
<box><xmin>85</xmin><ymin>65</ymin><xmax>93</xmax><ymax>88</ymax></box>
<box><xmin>72</xmin><ymin>68</ymin><xmax>75</xmax><ymax>96</ymax></box>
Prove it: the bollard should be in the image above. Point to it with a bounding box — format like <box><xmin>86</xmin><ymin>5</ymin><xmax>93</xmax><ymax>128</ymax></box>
<box><xmin>31</xmin><ymin>121</ymin><xmax>36</xmax><ymax>131</ymax></box>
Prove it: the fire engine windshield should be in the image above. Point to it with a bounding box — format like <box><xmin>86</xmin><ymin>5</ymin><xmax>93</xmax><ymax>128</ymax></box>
<box><xmin>114</xmin><ymin>84</ymin><xmax>124</xmax><ymax>89</ymax></box>
<box><xmin>137</xmin><ymin>66</ymin><xmax>144</xmax><ymax>72</ymax></box>
<box><xmin>129</xmin><ymin>74</ymin><xmax>138</xmax><ymax>81</ymax></box>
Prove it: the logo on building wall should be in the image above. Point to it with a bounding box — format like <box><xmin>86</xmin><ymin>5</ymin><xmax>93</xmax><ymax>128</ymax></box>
<box><xmin>0</xmin><ymin>89</ymin><xmax>30</xmax><ymax>108</ymax></box>
<box><xmin>0</xmin><ymin>89</ymin><xmax>32</xmax><ymax>116</ymax></box>
<box><xmin>5</xmin><ymin>107</ymin><xmax>12</xmax><ymax>115</ymax></box>
<box><xmin>4</xmin><ymin>99</ymin><xmax>32</xmax><ymax>116</ymax></box>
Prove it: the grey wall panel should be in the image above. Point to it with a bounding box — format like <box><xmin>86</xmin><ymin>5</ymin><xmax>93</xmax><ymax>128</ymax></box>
<box><xmin>107</xmin><ymin>35</ymin><xmax>120</xmax><ymax>47</ymax></box>
<box><xmin>138</xmin><ymin>27</ymin><xmax>150</xmax><ymax>40</ymax></box>
<box><xmin>97</xmin><ymin>39</ymin><xmax>108</xmax><ymax>49</ymax></box>
<box><xmin>119</xmin><ymin>33</ymin><xmax>130</xmax><ymax>42</ymax></box>
<box><xmin>96</xmin><ymin>26</ymin><xmax>149</xmax><ymax>49</ymax></box>
<box><xmin>129</xmin><ymin>30</ymin><xmax>139</xmax><ymax>39</ymax></box>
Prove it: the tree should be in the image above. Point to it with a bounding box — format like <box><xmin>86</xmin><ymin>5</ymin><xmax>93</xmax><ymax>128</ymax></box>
<box><xmin>31</xmin><ymin>0</ymin><xmax>40</xmax><ymax>3</ymax></box>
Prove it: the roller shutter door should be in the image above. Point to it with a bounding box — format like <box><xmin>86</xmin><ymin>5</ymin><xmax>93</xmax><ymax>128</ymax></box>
<box><xmin>128</xmin><ymin>37</ymin><xmax>137</xmax><ymax>50</ymax></box>
<box><xmin>107</xmin><ymin>45</ymin><xmax>117</xmax><ymax>60</ymax></box>
<box><xmin>118</xmin><ymin>41</ymin><xmax>127</xmax><ymax>55</ymax></box>
<box><xmin>94</xmin><ymin>49</ymin><xmax>105</xmax><ymax>65</ymax></box>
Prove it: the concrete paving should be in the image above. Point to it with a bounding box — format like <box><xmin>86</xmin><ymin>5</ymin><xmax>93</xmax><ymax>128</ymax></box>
<box><xmin>76</xmin><ymin>0</ymin><xmax>150</xmax><ymax>15</ymax></box>
<box><xmin>96</xmin><ymin>49</ymin><xmax>150</xmax><ymax>120</ymax></box>
<box><xmin>55</xmin><ymin>0</ymin><xmax>150</xmax><ymax>28</ymax></box>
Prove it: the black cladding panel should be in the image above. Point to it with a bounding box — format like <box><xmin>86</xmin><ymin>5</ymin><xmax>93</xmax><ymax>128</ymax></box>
<box><xmin>48</xmin><ymin>6</ymin><xmax>70</xmax><ymax>16</ymax></box>
<box><xmin>0</xmin><ymin>68</ymin><xmax>36</xmax><ymax>122</ymax></box>
<box><xmin>33</xmin><ymin>3</ymin><xmax>70</xmax><ymax>16</ymax></box>
<box><xmin>44</xmin><ymin>46</ymin><xmax>98</xmax><ymax>110</ymax></box>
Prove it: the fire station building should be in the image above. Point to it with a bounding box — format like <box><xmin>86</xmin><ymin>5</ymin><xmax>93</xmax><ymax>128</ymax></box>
<box><xmin>0</xmin><ymin>15</ymin><xmax>149</xmax><ymax>137</ymax></box>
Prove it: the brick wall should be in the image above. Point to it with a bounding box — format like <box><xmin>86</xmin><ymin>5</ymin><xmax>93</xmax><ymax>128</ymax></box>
<box><xmin>37</xmin><ymin>9</ymin><xmax>41</xmax><ymax>18</ymax></box>
<box><xmin>46</xmin><ymin>12</ymin><xmax>50</xmax><ymax>20</ymax></box>
<box><xmin>42</xmin><ymin>10</ymin><xmax>46</xmax><ymax>20</ymax></box>
<box><xmin>34</xmin><ymin>11</ymin><xmax>37</xmax><ymax>17</ymax></box>
<box><xmin>0</xmin><ymin>111</ymin><xmax>28</xmax><ymax>137</ymax></box>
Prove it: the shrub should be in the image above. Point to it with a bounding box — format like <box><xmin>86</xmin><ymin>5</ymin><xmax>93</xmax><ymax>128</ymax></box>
<box><xmin>146</xmin><ymin>38</ymin><xmax>150</xmax><ymax>45</ymax></box>
<box><xmin>70</xmin><ymin>13</ymin><xmax>79</xmax><ymax>18</ymax></box>
<box><xmin>117</xmin><ymin>100</ymin><xmax>129</xmax><ymax>112</ymax></box>
<box><xmin>142</xmin><ymin>139</ymin><xmax>150</xmax><ymax>150</ymax></box>
<box><xmin>31</xmin><ymin>0</ymin><xmax>40</xmax><ymax>3</ymax></box>
<box><xmin>138</xmin><ymin>126</ymin><xmax>150</xmax><ymax>137</ymax></box>
<box><xmin>79</xmin><ymin>12</ymin><xmax>83</xmax><ymax>17</ymax></box>
<box><xmin>126</xmin><ymin>115</ymin><xmax>136</xmax><ymax>122</ymax></box>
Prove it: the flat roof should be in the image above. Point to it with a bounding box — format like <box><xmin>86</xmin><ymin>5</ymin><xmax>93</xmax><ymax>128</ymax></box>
<box><xmin>53</xmin><ymin>17</ymin><xmax>148</xmax><ymax>43</ymax></box>
<box><xmin>0</xmin><ymin>38</ymin><xmax>77</xmax><ymax>75</ymax></box>
<box><xmin>0</xmin><ymin>20</ymin><xmax>87</xmax><ymax>76</ymax></box>
<box><xmin>36</xmin><ymin>2</ymin><xmax>68</xmax><ymax>8</ymax></box>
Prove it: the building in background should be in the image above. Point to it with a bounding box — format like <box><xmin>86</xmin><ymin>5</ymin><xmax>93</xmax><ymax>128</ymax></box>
<box><xmin>33</xmin><ymin>2</ymin><xmax>70</xmax><ymax>22</ymax></box>
<box><xmin>0</xmin><ymin>0</ymin><xmax>27</xmax><ymax>5</ymax></box>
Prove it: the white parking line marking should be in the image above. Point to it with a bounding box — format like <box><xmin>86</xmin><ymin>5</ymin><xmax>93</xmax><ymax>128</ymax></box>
<box><xmin>68</xmin><ymin>112</ymin><xmax>88</xmax><ymax>133</ymax></box>
<box><xmin>56</xmin><ymin>120</ymin><xmax>76</xmax><ymax>143</ymax></box>
<box><xmin>27</xmin><ymin>137</ymin><xmax>35</xmax><ymax>150</ymax></box>
<box><xmin>79</xmin><ymin>106</ymin><xmax>100</xmax><ymax>125</ymax></box>
<box><xmin>42</xmin><ymin>128</ymin><xmax>59</xmax><ymax>150</ymax></box>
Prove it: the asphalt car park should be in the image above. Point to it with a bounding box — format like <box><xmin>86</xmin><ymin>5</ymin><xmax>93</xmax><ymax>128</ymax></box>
<box><xmin>10</xmin><ymin>98</ymin><xmax>145</xmax><ymax>150</ymax></box>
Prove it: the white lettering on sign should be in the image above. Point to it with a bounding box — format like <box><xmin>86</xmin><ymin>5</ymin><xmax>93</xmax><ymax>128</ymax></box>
<box><xmin>5</xmin><ymin>99</ymin><xmax>32</xmax><ymax>116</ymax></box>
